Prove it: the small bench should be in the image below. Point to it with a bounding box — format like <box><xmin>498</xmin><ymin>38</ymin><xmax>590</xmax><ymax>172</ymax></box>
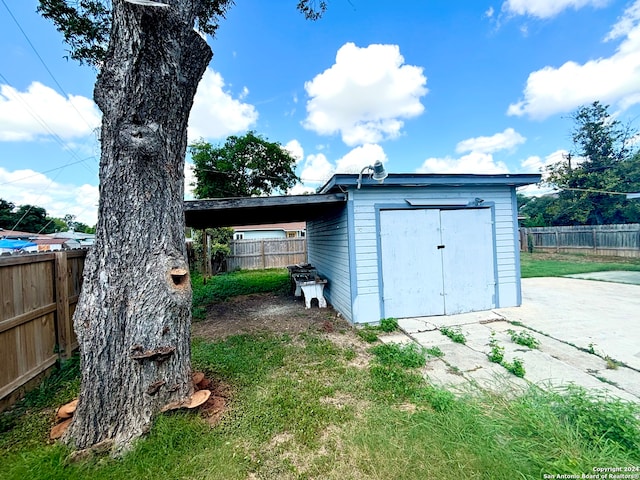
<box><xmin>296</xmin><ymin>278</ymin><xmax>328</xmax><ymax>309</ymax></box>
<box><xmin>290</xmin><ymin>271</ymin><xmax>328</xmax><ymax>309</ymax></box>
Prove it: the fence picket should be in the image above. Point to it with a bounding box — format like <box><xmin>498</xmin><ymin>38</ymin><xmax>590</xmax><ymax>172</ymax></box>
<box><xmin>0</xmin><ymin>250</ymin><xmax>86</xmax><ymax>410</ymax></box>
<box><xmin>226</xmin><ymin>238</ymin><xmax>307</xmax><ymax>271</ymax></box>
<box><xmin>520</xmin><ymin>224</ymin><xmax>640</xmax><ymax>258</ymax></box>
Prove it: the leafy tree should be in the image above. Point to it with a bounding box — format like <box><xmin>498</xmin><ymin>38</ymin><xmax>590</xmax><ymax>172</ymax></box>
<box><xmin>38</xmin><ymin>0</ymin><xmax>325</xmax><ymax>453</ymax></box>
<box><xmin>190</xmin><ymin>131</ymin><xmax>298</xmax><ymax>273</ymax></box>
<box><xmin>12</xmin><ymin>205</ymin><xmax>56</xmax><ymax>233</ymax></box>
<box><xmin>0</xmin><ymin>199</ymin><xmax>16</xmax><ymax>230</ymax></box>
<box><xmin>50</xmin><ymin>214</ymin><xmax>96</xmax><ymax>233</ymax></box>
<box><xmin>519</xmin><ymin>195</ymin><xmax>563</xmax><ymax>227</ymax></box>
<box><xmin>0</xmin><ymin>202</ymin><xmax>56</xmax><ymax>233</ymax></box>
<box><xmin>544</xmin><ymin>102</ymin><xmax>640</xmax><ymax>225</ymax></box>
<box><xmin>190</xmin><ymin>131</ymin><xmax>299</xmax><ymax>199</ymax></box>
<box><xmin>49</xmin><ymin>217</ymin><xmax>69</xmax><ymax>232</ymax></box>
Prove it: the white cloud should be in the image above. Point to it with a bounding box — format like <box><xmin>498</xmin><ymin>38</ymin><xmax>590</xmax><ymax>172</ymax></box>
<box><xmin>299</xmin><ymin>153</ymin><xmax>335</xmax><ymax>187</ymax></box>
<box><xmin>289</xmin><ymin>184</ymin><xmax>316</xmax><ymax>195</ymax></box>
<box><xmin>296</xmin><ymin>143</ymin><xmax>389</xmax><ymax>191</ymax></box>
<box><xmin>303</xmin><ymin>42</ymin><xmax>427</xmax><ymax>146</ymax></box>
<box><xmin>416</xmin><ymin>128</ymin><xmax>526</xmax><ymax>174</ymax></box>
<box><xmin>501</xmin><ymin>0</ymin><xmax>610</xmax><ymax>19</ymax></box>
<box><xmin>184</xmin><ymin>161</ymin><xmax>196</xmax><ymax>200</ymax></box>
<box><xmin>284</xmin><ymin>139</ymin><xmax>304</xmax><ymax>164</ymax></box>
<box><xmin>519</xmin><ymin>149</ymin><xmax>567</xmax><ymax>173</ymax></box>
<box><xmin>417</xmin><ymin>152</ymin><xmax>509</xmax><ymax>174</ymax></box>
<box><xmin>517</xmin><ymin>149</ymin><xmax>571</xmax><ymax>195</ymax></box>
<box><xmin>335</xmin><ymin>143</ymin><xmax>388</xmax><ymax>173</ymax></box>
<box><xmin>188</xmin><ymin>68</ymin><xmax>258</xmax><ymax>141</ymax></box>
<box><xmin>455</xmin><ymin>128</ymin><xmax>526</xmax><ymax>154</ymax></box>
<box><xmin>417</xmin><ymin>129</ymin><xmax>526</xmax><ymax>174</ymax></box>
<box><xmin>605</xmin><ymin>0</ymin><xmax>640</xmax><ymax>41</ymax></box>
<box><xmin>0</xmin><ymin>82</ymin><xmax>100</xmax><ymax>142</ymax></box>
<box><xmin>508</xmin><ymin>0</ymin><xmax>640</xmax><ymax>119</ymax></box>
<box><xmin>0</xmin><ymin>167</ymin><xmax>99</xmax><ymax>227</ymax></box>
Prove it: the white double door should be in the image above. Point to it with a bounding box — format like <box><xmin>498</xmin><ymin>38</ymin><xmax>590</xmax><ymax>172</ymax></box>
<box><xmin>380</xmin><ymin>208</ymin><xmax>495</xmax><ymax>318</ymax></box>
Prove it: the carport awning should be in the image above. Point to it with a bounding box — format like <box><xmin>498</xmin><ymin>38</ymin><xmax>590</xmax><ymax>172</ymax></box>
<box><xmin>184</xmin><ymin>193</ymin><xmax>347</xmax><ymax>229</ymax></box>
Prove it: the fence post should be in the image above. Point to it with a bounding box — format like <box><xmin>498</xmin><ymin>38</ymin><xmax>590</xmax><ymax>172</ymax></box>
<box><xmin>592</xmin><ymin>229</ymin><xmax>597</xmax><ymax>251</ymax></box>
<box><xmin>54</xmin><ymin>251</ymin><xmax>72</xmax><ymax>361</ymax></box>
<box><xmin>261</xmin><ymin>240</ymin><xmax>266</xmax><ymax>269</ymax></box>
<box><xmin>555</xmin><ymin>231</ymin><xmax>559</xmax><ymax>253</ymax></box>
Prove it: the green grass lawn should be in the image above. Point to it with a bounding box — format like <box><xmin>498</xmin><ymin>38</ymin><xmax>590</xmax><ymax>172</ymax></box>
<box><xmin>521</xmin><ymin>252</ymin><xmax>640</xmax><ymax>278</ymax></box>
<box><xmin>1</xmin><ymin>268</ymin><xmax>639</xmax><ymax>479</ymax></box>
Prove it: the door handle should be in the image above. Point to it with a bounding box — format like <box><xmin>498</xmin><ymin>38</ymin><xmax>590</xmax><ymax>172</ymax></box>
<box><xmin>437</xmin><ymin>245</ymin><xmax>445</xmax><ymax>249</ymax></box>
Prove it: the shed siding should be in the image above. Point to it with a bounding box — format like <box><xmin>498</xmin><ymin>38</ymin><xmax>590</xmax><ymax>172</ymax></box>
<box><xmin>348</xmin><ymin>185</ymin><xmax>520</xmax><ymax>324</ymax></box>
<box><xmin>307</xmin><ymin>207</ymin><xmax>353</xmax><ymax>322</ymax></box>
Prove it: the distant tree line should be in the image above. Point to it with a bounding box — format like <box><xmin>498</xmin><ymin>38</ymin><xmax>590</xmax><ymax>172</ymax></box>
<box><xmin>519</xmin><ymin>102</ymin><xmax>640</xmax><ymax>227</ymax></box>
<box><xmin>0</xmin><ymin>199</ymin><xmax>95</xmax><ymax>234</ymax></box>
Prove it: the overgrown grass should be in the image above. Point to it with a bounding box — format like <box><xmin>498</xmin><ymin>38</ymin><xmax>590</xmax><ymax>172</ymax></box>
<box><xmin>507</xmin><ymin>328</ymin><xmax>540</xmax><ymax>349</ymax></box>
<box><xmin>2</xmin><ymin>268</ymin><xmax>639</xmax><ymax>479</ymax></box>
<box><xmin>3</xmin><ymin>332</ymin><xmax>639</xmax><ymax>479</ymax></box>
<box><xmin>355</xmin><ymin>317</ymin><xmax>399</xmax><ymax>343</ymax></box>
<box><xmin>439</xmin><ymin>325</ymin><xmax>466</xmax><ymax>344</ymax></box>
<box><xmin>369</xmin><ymin>343</ymin><xmax>426</xmax><ymax>369</ymax></box>
<box><xmin>520</xmin><ymin>252</ymin><xmax>640</xmax><ymax>278</ymax></box>
<box><xmin>191</xmin><ymin>268</ymin><xmax>290</xmax><ymax>319</ymax></box>
<box><xmin>488</xmin><ymin>332</ymin><xmax>526</xmax><ymax>378</ymax></box>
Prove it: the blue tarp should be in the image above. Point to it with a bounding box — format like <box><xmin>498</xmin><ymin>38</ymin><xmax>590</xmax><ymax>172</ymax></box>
<box><xmin>0</xmin><ymin>239</ymin><xmax>37</xmax><ymax>250</ymax></box>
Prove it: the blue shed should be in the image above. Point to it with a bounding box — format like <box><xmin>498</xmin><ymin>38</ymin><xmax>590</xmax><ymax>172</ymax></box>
<box><xmin>306</xmin><ymin>173</ymin><xmax>540</xmax><ymax>324</ymax></box>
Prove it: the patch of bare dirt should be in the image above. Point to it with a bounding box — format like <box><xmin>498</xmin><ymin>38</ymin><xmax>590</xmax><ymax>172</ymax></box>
<box><xmin>192</xmin><ymin>292</ymin><xmax>349</xmax><ymax>341</ymax></box>
<box><xmin>197</xmin><ymin>376</ymin><xmax>232</xmax><ymax>426</ymax></box>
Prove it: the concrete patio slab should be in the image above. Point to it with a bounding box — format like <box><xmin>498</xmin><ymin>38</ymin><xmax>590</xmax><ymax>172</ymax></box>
<box><xmin>496</xmin><ymin>277</ymin><xmax>640</xmax><ymax>371</ymax></box>
<box><xmin>386</xmin><ymin>277</ymin><xmax>640</xmax><ymax>402</ymax></box>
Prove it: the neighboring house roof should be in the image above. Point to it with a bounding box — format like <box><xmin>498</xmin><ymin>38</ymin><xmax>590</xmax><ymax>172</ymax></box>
<box><xmin>48</xmin><ymin>231</ymin><xmax>95</xmax><ymax>240</ymax></box>
<box><xmin>233</xmin><ymin>222</ymin><xmax>306</xmax><ymax>232</ymax></box>
<box><xmin>0</xmin><ymin>229</ymin><xmax>39</xmax><ymax>239</ymax></box>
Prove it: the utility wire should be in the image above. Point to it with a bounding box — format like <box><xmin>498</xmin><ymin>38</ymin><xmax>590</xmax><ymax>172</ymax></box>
<box><xmin>0</xmin><ymin>0</ymin><xmax>98</xmax><ymax>132</ymax></box>
<box><xmin>0</xmin><ymin>71</ymin><xmax>98</xmax><ymax>180</ymax></box>
<box><xmin>0</xmin><ymin>156</ymin><xmax>96</xmax><ymax>186</ymax></box>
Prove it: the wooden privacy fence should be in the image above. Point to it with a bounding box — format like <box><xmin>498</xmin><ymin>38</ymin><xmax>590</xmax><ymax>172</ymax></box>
<box><xmin>227</xmin><ymin>238</ymin><xmax>307</xmax><ymax>271</ymax></box>
<box><xmin>520</xmin><ymin>224</ymin><xmax>640</xmax><ymax>258</ymax></box>
<box><xmin>0</xmin><ymin>250</ymin><xmax>86</xmax><ymax>406</ymax></box>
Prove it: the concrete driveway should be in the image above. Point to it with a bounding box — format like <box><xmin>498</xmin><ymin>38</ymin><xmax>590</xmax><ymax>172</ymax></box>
<box><xmin>385</xmin><ymin>276</ymin><xmax>640</xmax><ymax>402</ymax></box>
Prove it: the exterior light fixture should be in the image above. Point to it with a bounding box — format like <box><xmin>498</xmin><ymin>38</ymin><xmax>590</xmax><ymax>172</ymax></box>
<box><xmin>357</xmin><ymin>160</ymin><xmax>388</xmax><ymax>189</ymax></box>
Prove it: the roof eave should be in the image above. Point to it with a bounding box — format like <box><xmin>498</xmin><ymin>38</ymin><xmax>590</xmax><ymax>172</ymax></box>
<box><xmin>319</xmin><ymin>173</ymin><xmax>542</xmax><ymax>193</ymax></box>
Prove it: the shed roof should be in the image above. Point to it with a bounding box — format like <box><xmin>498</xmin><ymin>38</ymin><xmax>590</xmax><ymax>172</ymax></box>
<box><xmin>183</xmin><ymin>173</ymin><xmax>541</xmax><ymax>229</ymax></box>
<box><xmin>319</xmin><ymin>173</ymin><xmax>542</xmax><ymax>193</ymax></box>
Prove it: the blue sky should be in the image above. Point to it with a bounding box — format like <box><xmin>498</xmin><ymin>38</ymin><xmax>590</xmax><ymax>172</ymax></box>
<box><xmin>2</xmin><ymin>0</ymin><xmax>640</xmax><ymax>226</ymax></box>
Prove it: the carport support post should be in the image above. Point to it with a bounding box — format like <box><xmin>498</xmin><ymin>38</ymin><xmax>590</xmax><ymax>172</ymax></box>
<box><xmin>201</xmin><ymin>229</ymin><xmax>212</xmax><ymax>277</ymax></box>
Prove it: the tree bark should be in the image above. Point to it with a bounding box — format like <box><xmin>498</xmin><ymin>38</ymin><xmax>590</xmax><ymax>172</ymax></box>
<box><xmin>64</xmin><ymin>0</ymin><xmax>212</xmax><ymax>452</ymax></box>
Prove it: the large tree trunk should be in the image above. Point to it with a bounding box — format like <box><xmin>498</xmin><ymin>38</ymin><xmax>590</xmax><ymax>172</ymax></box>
<box><xmin>64</xmin><ymin>0</ymin><xmax>212</xmax><ymax>452</ymax></box>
